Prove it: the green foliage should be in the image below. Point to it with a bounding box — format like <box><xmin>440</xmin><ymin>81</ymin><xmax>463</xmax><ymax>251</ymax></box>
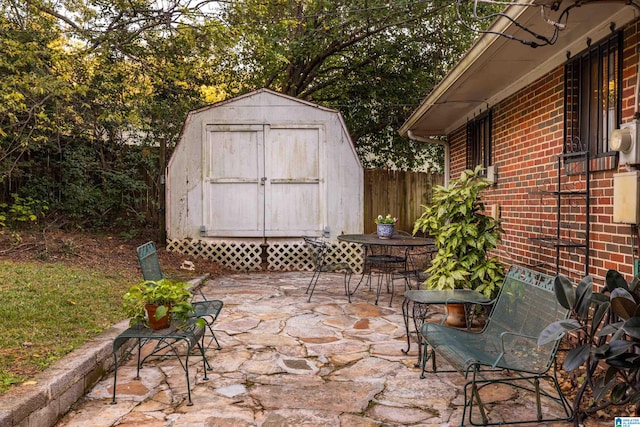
<box><xmin>221</xmin><ymin>0</ymin><xmax>475</xmax><ymax>171</ymax></box>
<box><xmin>538</xmin><ymin>270</ymin><xmax>640</xmax><ymax>419</ymax></box>
<box><xmin>1</xmin><ymin>0</ymin><xmax>476</xmax><ymax>228</ymax></box>
<box><xmin>1</xmin><ymin>2</ymin><xmax>218</xmax><ymax>228</ymax></box>
<box><xmin>413</xmin><ymin>166</ymin><xmax>505</xmax><ymax>297</ymax></box>
<box><xmin>0</xmin><ymin>194</ymin><xmax>48</xmax><ymax>228</ymax></box>
<box><xmin>123</xmin><ymin>279</ymin><xmax>201</xmax><ymax>328</ymax></box>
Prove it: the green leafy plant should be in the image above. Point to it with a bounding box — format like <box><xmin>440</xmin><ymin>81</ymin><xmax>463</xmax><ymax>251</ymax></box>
<box><xmin>375</xmin><ymin>213</ymin><xmax>398</xmax><ymax>224</ymax></box>
<box><xmin>538</xmin><ymin>270</ymin><xmax>640</xmax><ymax>423</ymax></box>
<box><xmin>0</xmin><ymin>194</ymin><xmax>48</xmax><ymax>229</ymax></box>
<box><xmin>413</xmin><ymin>166</ymin><xmax>505</xmax><ymax>298</ymax></box>
<box><xmin>123</xmin><ymin>279</ymin><xmax>200</xmax><ymax>328</ymax></box>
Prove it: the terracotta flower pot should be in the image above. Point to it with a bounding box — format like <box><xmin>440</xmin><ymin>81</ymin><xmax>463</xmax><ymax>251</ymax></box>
<box><xmin>145</xmin><ymin>304</ymin><xmax>171</xmax><ymax>330</ymax></box>
<box><xmin>444</xmin><ymin>303</ymin><xmax>467</xmax><ymax>328</ymax></box>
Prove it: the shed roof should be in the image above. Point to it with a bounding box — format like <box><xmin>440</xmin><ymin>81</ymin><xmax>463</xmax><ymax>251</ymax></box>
<box><xmin>190</xmin><ymin>88</ymin><xmax>340</xmax><ymax>115</ymax></box>
<box><xmin>177</xmin><ymin>88</ymin><xmax>361</xmax><ymax>167</ymax></box>
<box><xmin>399</xmin><ymin>1</ymin><xmax>638</xmax><ymax>139</ymax></box>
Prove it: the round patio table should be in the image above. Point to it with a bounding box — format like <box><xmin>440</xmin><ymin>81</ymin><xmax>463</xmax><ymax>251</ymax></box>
<box><xmin>338</xmin><ymin>233</ymin><xmax>434</xmax><ymax>248</ymax></box>
<box><xmin>338</xmin><ymin>234</ymin><xmax>434</xmax><ymax>306</ymax></box>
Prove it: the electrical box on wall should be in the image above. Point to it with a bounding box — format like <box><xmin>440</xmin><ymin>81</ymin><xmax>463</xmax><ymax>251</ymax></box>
<box><xmin>486</xmin><ymin>165</ymin><xmax>497</xmax><ymax>184</ymax></box>
<box><xmin>613</xmin><ymin>171</ymin><xmax>640</xmax><ymax>224</ymax></box>
<box><xmin>611</xmin><ymin>120</ymin><xmax>640</xmax><ymax>166</ymax></box>
<box><xmin>490</xmin><ymin>203</ymin><xmax>500</xmax><ymax>220</ymax></box>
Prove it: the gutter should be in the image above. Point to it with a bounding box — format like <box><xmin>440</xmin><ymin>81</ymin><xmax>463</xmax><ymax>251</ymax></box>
<box><xmin>407</xmin><ymin>130</ymin><xmax>450</xmax><ymax>187</ymax></box>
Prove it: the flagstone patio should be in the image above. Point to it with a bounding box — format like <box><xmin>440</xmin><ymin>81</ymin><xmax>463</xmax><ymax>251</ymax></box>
<box><xmin>54</xmin><ymin>272</ymin><xmax>594</xmax><ymax>426</ymax></box>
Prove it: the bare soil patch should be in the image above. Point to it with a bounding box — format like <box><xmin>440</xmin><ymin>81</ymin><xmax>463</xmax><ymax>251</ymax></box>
<box><xmin>0</xmin><ymin>228</ymin><xmax>227</xmax><ymax>278</ymax></box>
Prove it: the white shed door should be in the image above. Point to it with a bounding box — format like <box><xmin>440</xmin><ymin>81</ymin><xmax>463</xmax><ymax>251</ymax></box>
<box><xmin>265</xmin><ymin>126</ymin><xmax>322</xmax><ymax>236</ymax></box>
<box><xmin>203</xmin><ymin>125</ymin><xmax>264</xmax><ymax>236</ymax></box>
<box><xmin>203</xmin><ymin>124</ymin><xmax>323</xmax><ymax>237</ymax></box>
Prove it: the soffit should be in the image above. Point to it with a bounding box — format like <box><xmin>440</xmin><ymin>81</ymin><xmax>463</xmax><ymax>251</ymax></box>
<box><xmin>400</xmin><ymin>2</ymin><xmax>639</xmax><ymax>138</ymax></box>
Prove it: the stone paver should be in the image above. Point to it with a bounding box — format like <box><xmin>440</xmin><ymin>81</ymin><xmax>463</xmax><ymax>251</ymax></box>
<box><xmin>55</xmin><ymin>272</ymin><xmax>582</xmax><ymax>426</ymax></box>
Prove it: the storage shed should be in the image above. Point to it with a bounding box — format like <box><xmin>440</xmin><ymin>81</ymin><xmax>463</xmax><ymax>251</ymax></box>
<box><xmin>166</xmin><ymin>89</ymin><xmax>364</xmax><ymax>270</ymax></box>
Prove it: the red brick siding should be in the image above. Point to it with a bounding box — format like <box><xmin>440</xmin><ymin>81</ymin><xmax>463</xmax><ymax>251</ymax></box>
<box><xmin>447</xmin><ymin>20</ymin><xmax>640</xmax><ymax>287</ymax></box>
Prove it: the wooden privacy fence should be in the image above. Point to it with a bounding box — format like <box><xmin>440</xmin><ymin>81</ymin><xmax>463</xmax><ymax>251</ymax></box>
<box><xmin>364</xmin><ymin>169</ymin><xmax>444</xmax><ymax>234</ymax></box>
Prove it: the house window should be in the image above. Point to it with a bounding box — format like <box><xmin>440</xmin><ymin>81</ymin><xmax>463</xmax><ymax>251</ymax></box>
<box><xmin>564</xmin><ymin>32</ymin><xmax>622</xmax><ymax>157</ymax></box>
<box><xmin>466</xmin><ymin>110</ymin><xmax>492</xmax><ymax>173</ymax></box>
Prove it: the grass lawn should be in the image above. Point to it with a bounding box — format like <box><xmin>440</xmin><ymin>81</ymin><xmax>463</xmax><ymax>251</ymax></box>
<box><xmin>0</xmin><ymin>260</ymin><xmax>136</xmax><ymax>393</ymax></box>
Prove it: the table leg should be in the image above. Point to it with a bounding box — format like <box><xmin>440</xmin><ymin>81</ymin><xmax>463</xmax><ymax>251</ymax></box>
<box><xmin>401</xmin><ymin>296</ymin><xmax>411</xmax><ymax>354</ymax></box>
<box><xmin>412</xmin><ymin>302</ymin><xmax>430</xmax><ymax>367</ymax></box>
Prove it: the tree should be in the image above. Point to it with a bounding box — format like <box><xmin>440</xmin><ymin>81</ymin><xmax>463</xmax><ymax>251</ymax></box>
<box><xmin>1</xmin><ymin>0</ymin><xmax>479</xmax><ymax>230</ymax></box>
<box><xmin>1</xmin><ymin>0</ymin><xmax>230</xmax><ymax>228</ymax></box>
<box><xmin>220</xmin><ymin>0</ymin><xmax>475</xmax><ymax>171</ymax></box>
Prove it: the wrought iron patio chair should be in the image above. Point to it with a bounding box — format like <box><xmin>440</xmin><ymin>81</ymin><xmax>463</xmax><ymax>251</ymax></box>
<box><xmin>360</xmin><ymin>232</ymin><xmax>409</xmax><ymax>306</ymax></box>
<box><xmin>391</xmin><ymin>231</ymin><xmax>436</xmax><ymax>291</ymax></box>
<box><xmin>303</xmin><ymin>237</ymin><xmax>353</xmax><ymax>302</ymax></box>
<box><xmin>420</xmin><ymin>265</ymin><xmax>572</xmax><ymax>426</ymax></box>
<box><xmin>136</xmin><ymin>241</ymin><xmax>223</xmax><ymax>350</ymax></box>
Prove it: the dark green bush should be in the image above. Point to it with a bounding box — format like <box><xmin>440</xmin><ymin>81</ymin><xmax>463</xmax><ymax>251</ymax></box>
<box><xmin>539</xmin><ymin>270</ymin><xmax>640</xmax><ymax>421</ymax></box>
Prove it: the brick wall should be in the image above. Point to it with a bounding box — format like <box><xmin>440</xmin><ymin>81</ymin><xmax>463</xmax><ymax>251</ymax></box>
<box><xmin>447</xmin><ymin>20</ymin><xmax>640</xmax><ymax>287</ymax></box>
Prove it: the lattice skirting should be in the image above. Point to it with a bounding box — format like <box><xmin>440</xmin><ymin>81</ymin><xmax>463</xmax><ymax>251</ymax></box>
<box><xmin>166</xmin><ymin>239</ymin><xmax>365</xmax><ymax>273</ymax></box>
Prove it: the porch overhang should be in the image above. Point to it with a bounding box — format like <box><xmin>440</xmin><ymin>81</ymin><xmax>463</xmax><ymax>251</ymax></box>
<box><xmin>399</xmin><ymin>1</ymin><xmax>639</xmax><ymax>139</ymax></box>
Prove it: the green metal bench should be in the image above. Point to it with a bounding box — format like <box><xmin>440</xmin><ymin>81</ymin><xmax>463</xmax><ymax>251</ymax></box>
<box><xmin>136</xmin><ymin>241</ymin><xmax>223</xmax><ymax>351</ymax></box>
<box><xmin>420</xmin><ymin>265</ymin><xmax>573</xmax><ymax>426</ymax></box>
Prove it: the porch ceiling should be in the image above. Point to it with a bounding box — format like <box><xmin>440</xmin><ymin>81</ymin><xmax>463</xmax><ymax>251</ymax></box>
<box><xmin>400</xmin><ymin>1</ymin><xmax>639</xmax><ymax>138</ymax></box>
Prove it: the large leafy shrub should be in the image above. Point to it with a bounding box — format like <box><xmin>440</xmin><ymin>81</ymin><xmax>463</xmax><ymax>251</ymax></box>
<box><xmin>539</xmin><ymin>270</ymin><xmax>640</xmax><ymax>422</ymax></box>
<box><xmin>413</xmin><ymin>166</ymin><xmax>505</xmax><ymax>298</ymax></box>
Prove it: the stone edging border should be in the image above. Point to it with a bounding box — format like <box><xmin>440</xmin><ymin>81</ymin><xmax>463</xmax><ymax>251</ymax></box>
<box><xmin>0</xmin><ymin>320</ymin><xmax>132</xmax><ymax>427</ymax></box>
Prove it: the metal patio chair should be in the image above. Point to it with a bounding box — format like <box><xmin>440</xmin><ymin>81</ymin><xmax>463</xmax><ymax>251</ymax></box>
<box><xmin>303</xmin><ymin>237</ymin><xmax>353</xmax><ymax>302</ymax></box>
<box><xmin>136</xmin><ymin>241</ymin><xmax>223</xmax><ymax>350</ymax></box>
<box><xmin>362</xmin><ymin>235</ymin><xmax>408</xmax><ymax>306</ymax></box>
<box><xmin>391</xmin><ymin>231</ymin><xmax>436</xmax><ymax>291</ymax></box>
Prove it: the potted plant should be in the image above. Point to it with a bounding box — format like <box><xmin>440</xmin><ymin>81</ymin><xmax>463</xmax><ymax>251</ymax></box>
<box><xmin>413</xmin><ymin>166</ymin><xmax>505</xmax><ymax>326</ymax></box>
<box><xmin>123</xmin><ymin>278</ymin><xmax>197</xmax><ymax>329</ymax></box>
<box><xmin>375</xmin><ymin>213</ymin><xmax>398</xmax><ymax>239</ymax></box>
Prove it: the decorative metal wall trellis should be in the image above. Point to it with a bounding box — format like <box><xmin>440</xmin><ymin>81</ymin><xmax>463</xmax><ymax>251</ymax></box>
<box><xmin>166</xmin><ymin>239</ymin><xmax>366</xmax><ymax>273</ymax></box>
<box><xmin>529</xmin><ymin>150</ymin><xmax>590</xmax><ymax>277</ymax></box>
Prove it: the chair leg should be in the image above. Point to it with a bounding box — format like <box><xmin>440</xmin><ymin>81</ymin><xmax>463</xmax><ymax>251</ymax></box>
<box><xmin>461</xmin><ymin>366</ymin><xmax>488</xmax><ymax>426</ymax></box>
<box><xmin>462</xmin><ymin>371</ymin><xmax>573</xmax><ymax>426</ymax></box>
<box><xmin>387</xmin><ymin>268</ymin><xmax>394</xmax><ymax>307</ymax></box>
<box><xmin>343</xmin><ymin>270</ymin><xmax>353</xmax><ymax>303</ymax></box>
<box><xmin>348</xmin><ymin>271</ymin><xmax>367</xmax><ymax>297</ymax></box>
<box><xmin>374</xmin><ymin>270</ymin><xmax>383</xmax><ymax>305</ymax></box>
<box><xmin>420</xmin><ymin>340</ymin><xmax>436</xmax><ymax>379</ymax></box>
<box><xmin>205</xmin><ymin>323</ymin><xmax>222</xmax><ymax>351</ymax></box>
<box><xmin>306</xmin><ymin>270</ymin><xmax>321</xmax><ymax>302</ymax></box>
<box><xmin>306</xmin><ymin>270</ymin><xmax>320</xmax><ymax>294</ymax></box>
